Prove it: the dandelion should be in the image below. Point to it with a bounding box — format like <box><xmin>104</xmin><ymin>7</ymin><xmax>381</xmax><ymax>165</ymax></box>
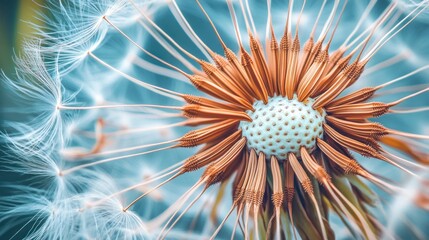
<box><xmin>2</xmin><ymin>0</ymin><xmax>429</xmax><ymax>239</ymax></box>
<box><xmin>2</xmin><ymin>42</ymin><xmax>71</xmax><ymax>154</ymax></box>
<box><xmin>0</xmin><ymin>187</ymin><xmax>82</xmax><ymax>239</ymax></box>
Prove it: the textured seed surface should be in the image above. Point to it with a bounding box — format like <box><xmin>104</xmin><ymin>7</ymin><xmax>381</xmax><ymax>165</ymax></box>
<box><xmin>240</xmin><ymin>96</ymin><xmax>325</xmax><ymax>159</ymax></box>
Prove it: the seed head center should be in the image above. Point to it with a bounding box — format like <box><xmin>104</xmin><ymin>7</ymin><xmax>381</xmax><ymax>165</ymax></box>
<box><xmin>239</xmin><ymin>96</ymin><xmax>325</xmax><ymax>159</ymax></box>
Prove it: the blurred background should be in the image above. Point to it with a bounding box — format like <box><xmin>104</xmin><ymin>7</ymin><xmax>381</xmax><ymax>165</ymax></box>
<box><xmin>0</xmin><ymin>0</ymin><xmax>47</xmax><ymax>73</ymax></box>
<box><xmin>0</xmin><ymin>0</ymin><xmax>45</xmax><ymax>164</ymax></box>
<box><xmin>1</xmin><ymin>0</ymin><xmax>43</xmax><ymax>132</ymax></box>
<box><xmin>0</xmin><ymin>1</ymin><xmax>45</xmax><ymax>236</ymax></box>
<box><xmin>0</xmin><ymin>0</ymin><xmax>45</xmax><ymax>116</ymax></box>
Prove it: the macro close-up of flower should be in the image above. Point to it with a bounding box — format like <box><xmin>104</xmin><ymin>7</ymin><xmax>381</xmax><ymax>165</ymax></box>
<box><xmin>2</xmin><ymin>0</ymin><xmax>429</xmax><ymax>239</ymax></box>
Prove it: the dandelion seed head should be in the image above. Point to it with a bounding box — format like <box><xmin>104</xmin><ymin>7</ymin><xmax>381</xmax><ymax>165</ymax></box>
<box><xmin>80</xmin><ymin>177</ymin><xmax>152</xmax><ymax>239</ymax></box>
<box><xmin>1</xmin><ymin>44</ymin><xmax>76</xmax><ymax>153</ymax></box>
<box><xmin>240</xmin><ymin>96</ymin><xmax>325</xmax><ymax>158</ymax></box>
<box><xmin>3</xmin><ymin>0</ymin><xmax>429</xmax><ymax>239</ymax></box>
<box><xmin>35</xmin><ymin>0</ymin><xmax>158</xmax><ymax>74</ymax></box>
<box><xmin>0</xmin><ymin>188</ymin><xmax>82</xmax><ymax>239</ymax></box>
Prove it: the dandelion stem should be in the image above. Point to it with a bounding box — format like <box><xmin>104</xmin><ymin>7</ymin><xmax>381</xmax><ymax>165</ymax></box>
<box><xmin>157</xmin><ymin>180</ymin><xmax>205</xmax><ymax>238</ymax></box>
<box><xmin>102</xmin><ymin>16</ymin><xmax>190</xmax><ymax>77</ymax></box>
<box><xmin>377</xmin><ymin>83</ymin><xmax>429</xmax><ymax>98</ymax></box>
<box><xmin>129</xmin><ymin>0</ymin><xmax>201</xmax><ymax>63</ymax></box>
<box><xmin>137</xmin><ymin>19</ymin><xmax>197</xmax><ymax>72</ymax></box>
<box><xmin>318</xmin><ymin>0</ymin><xmax>339</xmax><ymax>42</ymax></box>
<box><xmin>58</xmin><ymin>104</ymin><xmax>182</xmax><ymax>111</ymax></box>
<box><xmin>61</xmin><ymin>145</ymin><xmax>174</xmax><ymax>175</ymax></box>
<box><xmin>88</xmin><ymin>51</ymin><xmax>184</xmax><ymax>101</ymax></box>
<box><xmin>310</xmin><ymin>0</ymin><xmax>327</xmax><ymax>39</ymax></box>
<box><xmin>85</xmin><ymin>161</ymin><xmax>183</xmax><ymax>209</ymax></box>
<box><xmin>237</xmin><ymin>0</ymin><xmax>252</xmax><ymax>35</ymax></box>
<box><xmin>195</xmin><ymin>0</ymin><xmax>228</xmax><ymax>50</ymax></box>
<box><xmin>376</xmin><ymin>65</ymin><xmax>429</xmax><ymax>89</ymax></box>
<box><xmin>362</xmin><ymin>53</ymin><xmax>408</xmax><ymax>76</ymax></box>
<box><xmin>364</xmin><ymin>1</ymin><xmax>429</xmax><ymax>61</ymax></box>
<box><xmin>209</xmin><ymin>204</ymin><xmax>235</xmax><ymax>240</ymax></box>
<box><xmin>265</xmin><ymin>0</ymin><xmax>273</xmax><ymax>41</ymax></box>
<box><xmin>244</xmin><ymin>0</ymin><xmax>257</xmax><ymax>34</ymax></box>
<box><xmin>133</xmin><ymin>56</ymin><xmax>192</xmax><ymax>85</ymax></box>
<box><xmin>104</xmin><ymin>120</ymin><xmax>187</xmax><ymax>137</ymax></box>
<box><xmin>226</xmin><ymin>0</ymin><xmax>243</xmax><ymax>47</ymax></box>
<box><xmin>162</xmin><ymin>188</ymin><xmax>206</xmax><ymax>238</ymax></box>
<box><xmin>343</xmin><ymin>0</ymin><xmax>377</xmax><ymax>46</ymax></box>
<box><xmin>346</xmin><ymin>3</ymin><xmax>395</xmax><ymax>51</ymax></box>
<box><xmin>388</xmin><ymin>130</ymin><xmax>429</xmax><ymax>140</ymax></box>
<box><xmin>124</xmin><ymin>170</ymin><xmax>184</xmax><ymax>212</ymax></box>
<box><xmin>390</xmin><ymin>106</ymin><xmax>429</xmax><ymax>114</ymax></box>
<box><xmin>390</xmin><ymin>87</ymin><xmax>429</xmax><ymax>106</ymax></box>
<box><xmin>168</xmin><ymin>0</ymin><xmax>213</xmax><ymax>61</ymax></box>
<box><xmin>231</xmin><ymin>206</ymin><xmax>243</xmax><ymax>240</ymax></box>
<box><xmin>79</xmin><ymin>138</ymin><xmax>180</xmax><ymax>158</ymax></box>
<box><xmin>383</xmin><ymin>151</ymin><xmax>426</xmax><ymax>171</ymax></box>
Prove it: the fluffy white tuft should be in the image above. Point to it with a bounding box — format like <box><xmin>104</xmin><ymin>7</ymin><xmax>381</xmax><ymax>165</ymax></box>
<box><xmin>2</xmin><ymin>42</ymin><xmax>75</xmax><ymax>155</ymax></box>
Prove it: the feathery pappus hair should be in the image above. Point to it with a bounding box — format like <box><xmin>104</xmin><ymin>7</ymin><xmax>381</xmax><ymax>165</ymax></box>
<box><xmin>2</xmin><ymin>0</ymin><xmax>429</xmax><ymax>239</ymax></box>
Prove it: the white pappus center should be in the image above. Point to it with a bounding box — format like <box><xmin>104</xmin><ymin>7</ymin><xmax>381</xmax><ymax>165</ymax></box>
<box><xmin>239</xmin><ymin>96</ymin><xmax>325</xmax><ymax>159</ymax></box>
